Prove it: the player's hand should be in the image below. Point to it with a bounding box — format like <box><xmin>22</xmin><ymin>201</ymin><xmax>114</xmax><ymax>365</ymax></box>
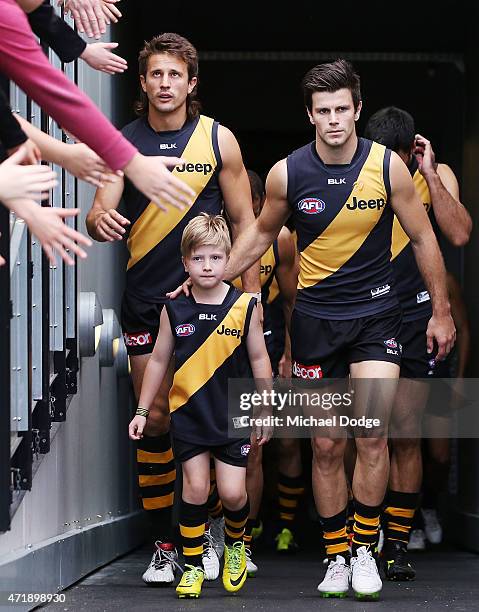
<box><xmin>426</xmin><ymin>312</ymin><xmax>456</xmax><ymax>361</ymax></box>
<box><xmin>15</xmin><ymin>203</ymin><xmax>92</xmax><ymax>266</ymax></box>
<box><xmin>167</xmin><ymin>277</ymin><xmax>193</xmax><ymax>299</ymax></box>
<box><xmin>0</xmin><ymin>252</ymin><xmax>5</xmax><ymax>267</ymax></box>
<box><xmin>250</xmin><ymin>414</ymin><xmax>273</xmax><ymax>446</ymax></box>
<box><xmin>278</xmin><ymin>351</ymin><xmax>292</xmax><ymax>378</ymax></box>
<box><xmin>7</xmin><ymin>138</ymin><xmax>41</xmax><ymax>165</ymax></box>
<box><xmin>96</xmin><ymin>208</ymin><xmax>130</xmax><ymax>242</ymax></box>
<box><xmin>129</xmin><ymin>415</ymin><xmax>147</xmax><ymax>440</ymax></box>
<box><xmin>101</xmin><ymin>0</ymin><xmax>121</xmax><ymax>23</ymax></box>
<box><xmin>0</xmin><ymin>147</ymin><xmax>57</xmax><ymax>203</ymax></box>
<box><xmin>95</xmin><ymin>208</ymin><xmax>130</xmax><ymax>242</ymax></box>
<box><xmin>414</xmin><ymin>133</ymin><xmax>438</xmax><ymax>178</ymax></box>
<box><xmin>80</xmin><ymin>42</ymin><xmax>127</xmax><ymax>75</ymax></box>
<box><xmin>124</xmin><ymin>153</ymin><xmax>194</xmax><ymax>212</ymax></box>
<box><xmin>64</xmin><ymin>143</ymin><xmax>119</xmax><ymax>188</ymax></box>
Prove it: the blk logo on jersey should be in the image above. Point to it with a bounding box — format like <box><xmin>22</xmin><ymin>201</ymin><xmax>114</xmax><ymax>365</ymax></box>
<box><xmin>328</xmin><ymin>178</ymin><xmax>346</xmax><ymax>185</ymax></box>
<box><xmin>177</xmin><ymin>162</ymin><xmax>213</xmax><ymax>175</ymax></box>
<box><xmin>217</xmin><ymin>325</ymin><xmax>241</xmax><ymax>338</ymax></box>
<box><xmin>292</xmin><ymin>361</ymin><xmax>323</xmax><ymax>379</ymax></box>
<box><xmin>297</xmin><ymin>197</ymin><xmax>326</xmax><ymax>214</ymax></box>
<box><xmin>199</xmin><ymin>314</ymin><xmax>217</xmax><ymax>321</ymax></box>
<box><xmin>176</xmin><ymin>323</ymin><xmax>196</xmax><ymax>337</ymax></box>
<box><xmin>159</xmin><ymin>143</ymin><xmax>177</xmax><ymax>150</ymax></box>
<box><xmin>123</xmin><ymin>331</ymin><xmax>152</xmax><ymax>347</ymax></box>
<box><xmin>346</xmin><ymin>196</ymin><xmax>385</xmax><ymax>211</ymax></box>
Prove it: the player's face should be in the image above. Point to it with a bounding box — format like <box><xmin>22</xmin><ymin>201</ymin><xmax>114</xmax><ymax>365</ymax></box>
<box><xmin>184</xmin><ymin>245</ymin><xmax>228</xmax><ymax>289</ymax></box>
<box><xmin>140</xmin><ymin>53</ymin><xmax>197</xmax><ymax>115</ymax></box>
<box><xmin>307</xmin><ymin>89</ymin><xmax>361</xmax><ymax>148</ymax></box>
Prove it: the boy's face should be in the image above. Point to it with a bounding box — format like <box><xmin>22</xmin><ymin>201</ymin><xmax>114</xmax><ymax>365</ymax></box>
<box><xmin>183</xmin><ymin>244</ymin><xmax>228</xmax><ymax>289</ymax></box>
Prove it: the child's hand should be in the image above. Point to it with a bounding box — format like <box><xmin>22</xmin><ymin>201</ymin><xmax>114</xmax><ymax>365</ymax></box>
<box><xmin>129</xmin><ymin>415</ymin><xmax>147</xmax><ymax>440</ymax></box>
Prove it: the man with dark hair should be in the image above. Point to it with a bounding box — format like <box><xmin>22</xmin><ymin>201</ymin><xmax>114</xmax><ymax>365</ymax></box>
<box><xmin>220</xmin><ymin>59</ymin><xmax>455</xmax><ymax>600</ymax></box>
<box><xmin>364</xmin><ymin>107</ymin><xmax>471</xmax><ymax>581</ymax></box>
<box><xmin>86</xmin><ymin>32</ymin><xmax>260</xmax><ymax>586</ymax></box>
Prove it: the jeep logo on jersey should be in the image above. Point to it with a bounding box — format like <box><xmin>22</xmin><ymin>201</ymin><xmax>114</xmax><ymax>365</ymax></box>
<box><xmin>346</xmin><ymin>196</ymin><xmax>385</xmax><ymax>211</ymax></box>
<box><xmin>177</xmin><ymin>162</ymin><xmax>213</xmax><ymax>175</ymax></box>
<box><xmin>261</xmin><ymin>264</ymin><xmax>273</xmax><ymax>275</ymax></box>
<box><xmin>292</xmin><ymin>361</ymin><xmax>323</xmax><ymax>379</ymax></box>
<box><xmin>217</xmin><ymin>325</ymin><xmax>241</xmax><ymax>338</ymax></box>
<box><xmin>297</xmin><ymin>198</ymin><xmax>326</xmax><ymax>214</ymax></box>
<box><xmin>123</xmin><ymin>331</ymin><xmax>152</xmax><ymax>347</ymax></box>
<box><xmin>175</xmin><ymin>324</ymin><xmax>195</xmax><ymax>337</ymax></box>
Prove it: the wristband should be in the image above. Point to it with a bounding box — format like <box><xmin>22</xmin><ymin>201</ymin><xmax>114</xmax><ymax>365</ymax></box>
<box><xmin>136</xmin><ymin>407</ymin><xmax>150</xmax><ymax>418</ymax></box>
<box><xmin>248</xmin><ymin>291</ymin><xmax>262</xmax><ymax>304</ymax></box>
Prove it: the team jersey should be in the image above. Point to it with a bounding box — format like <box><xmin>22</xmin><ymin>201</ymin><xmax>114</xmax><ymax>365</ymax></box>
<box><xmin>165</xmin><ymin>285</ymin><xmax>256</xmax><ymax>445</ymax></box>
<box><xmin>287</xmin><ymin>137</ymin><xmax>397</xmax><ymax>320</ymax></box>
<box><xmin>391</xmin><ymin>156</ymin><xmax>437</xmax><ymax>321</ymax></box>
<box><xmin>122</xmin><ymin>114</ymin><xmax>223</xmax><ymax>301</ymax></box>
<box><xmin>231</xmin><ymin>241</ymin><xmax>280</xmax><ymax>304</ymax></box>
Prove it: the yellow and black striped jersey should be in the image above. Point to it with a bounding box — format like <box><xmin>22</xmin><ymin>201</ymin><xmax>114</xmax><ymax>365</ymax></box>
<box><xmin>391</xmin><ymin>156</ymin><xmax>435</xmax><ymax>321</ymax></box>
<box><xmin>287</xmin><ymin>138</ymin><xmax>398</xmax><ymax>320</ymax></box>
<box><xmin>122</xmin><ymin>115</ymin><xmax>223</xmax><ymax>301</ymax></box>
<box><xmin>165</xmin><ymin>285</ymin><xmax>256</xmax><ymax>445</ymax></box>
<box><xmin>231</xmin><ymin>240</ymin><xmax>279</xmax><ymax>304</ymax></box>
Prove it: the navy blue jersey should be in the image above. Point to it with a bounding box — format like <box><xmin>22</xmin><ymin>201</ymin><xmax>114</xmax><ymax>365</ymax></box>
<box><xmin>391</xmin><ymin>157</ymin><xmax>438</xmax><ymax>321</ymax></box>
<box><xmin>122</xmin><ymin>115</ymin><xmax>223</xmax><ymax>301</ymax></box>
<box><xmin>287</xmin><ymin>137</ymin><xmax>397</xmax><ymax>320</ymax></box>
<box><xmin>165</xmin><ymin>286</ymin><xmax>255</xmax><ymax>445</ymax></box>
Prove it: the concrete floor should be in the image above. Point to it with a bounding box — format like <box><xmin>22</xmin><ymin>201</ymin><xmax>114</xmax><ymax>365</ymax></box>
<box><xmin>38</xmin><ymin>544</ymin><xmax>479</xmax><ymax>612</ymax></box>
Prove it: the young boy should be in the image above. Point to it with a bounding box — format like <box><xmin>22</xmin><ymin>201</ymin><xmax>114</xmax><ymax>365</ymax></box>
<box><xmin>129</xmin><ymin>213</ymin><xmax>272</xmax><ymax>599</ymax></box>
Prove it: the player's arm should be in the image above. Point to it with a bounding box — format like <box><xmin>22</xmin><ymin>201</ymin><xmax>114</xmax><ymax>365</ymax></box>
<box><xmin>218</xmin><ymin>125</ymin><xmax>260</xmax><ymax>293</ymax></box>
<box><xmin>246</xmin><ymin>304</ymin><xmax>273</xmax><ymax>445</ymax></box>
<box><xmin>225</xmin><ymin>159</ymin><xmax>290</xmax><ymax>282</ymax></box>
<box><xmin>415</xmin><ymin>134</ymin><xmax>472</xmax><ymax>246</ymax></box>
<box><xmin>275</xmin><ymin>227</ymin><xmax>299</xmax><ymax>377</ymax></box>
<box><xmin>389</xmin><ymin>151</ymin><xmax>455</xmax><ymax>360</ymax></box>
<box><xmin>129</xmin><ymin>308</ymin><xmax>175</xmax><ymax>440</ymax></box>
<box><xmin>85</xmin><ymin>178</ymin><xmax>130</xmax><ymax>242</ymax></box>
<box><xmin>447</xmin><ymin>272</ymin><xmax>470</xmax><ymax>377</ymax></box>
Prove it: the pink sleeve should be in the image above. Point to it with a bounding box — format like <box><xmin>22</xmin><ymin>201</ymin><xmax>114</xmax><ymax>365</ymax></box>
<box><xmin>0</xmin><ymin>0</ymin><xmax>137</xmax><ymax>171</ymax></box>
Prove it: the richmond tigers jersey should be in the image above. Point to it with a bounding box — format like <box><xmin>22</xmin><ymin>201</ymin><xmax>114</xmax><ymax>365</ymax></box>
<box><xmin>287</xmin><ymin>137</ymin><xmax>397</xmax><ymax>319</ymax></box>
<box><xmin>122</xmin><ymin>115</ymin><xmax>223</xmax><ymax>301</ymax></box>
<box><xmin>391</xmin><ymin>157</ymin><xmax>438</xmax><ymax>321</ymax></box>
<box><xmin>165</xmin><ymin>285</ymin><xmax>255</xmax><ymax>445</ymax></box>
<box><xmin>231</xmin><ymin>241</ymin><xmax>280</xmax><ymax>304</ymax></box>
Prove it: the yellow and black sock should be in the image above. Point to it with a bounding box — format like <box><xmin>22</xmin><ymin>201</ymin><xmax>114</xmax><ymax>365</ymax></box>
<box><xmin>207</xmin><ymin>464</ymin><xmax>223</xmax><ymax>519</ymax></box>
<box><xmin>320</xmin><ymin>507</ymin><xmax>350</xmax><ymax>561</ymax></box>
<box><xmin>137</xmin><ymin>433</ymin><xmax>176</xmax><ymax>543</ymax></box>
<box><xmin>179</xmin><ymin>499</ymin><xmax>208</xmax><ymax>567</ymax></box>
<box><xmin>224</xmin><ymin>498</ymin><xmax>250</xmax><ymax>546</ymax></box>
<box><xmin>277</xmin><ymin>473</ymin><xmax>304</xmax><ymax>529</ymax></box>
<box><xmin>352</xmin><ymin>498</ymin><xmax>381</xmax><ymax>557</ymax></box>
<box><xmin>384</xmin><ymin>490</ymin><xmax>418</xmax><ymax>547</ymax></box>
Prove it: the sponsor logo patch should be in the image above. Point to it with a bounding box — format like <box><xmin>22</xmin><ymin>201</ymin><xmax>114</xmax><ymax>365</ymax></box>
<box><xmin>175</xmin><ymin>323</ymin><xmax>195</xmax><ymax>337</ymax></box>
<box><xmin>346</xmin><ymin>196</ymin><xmax>385</xmax><ymax>211</ymax></box>
<box><xmin>241</xmin><ymin>444</ymin><xmax>251</xmax><ymax>456</ymax></box>
<box><xmin>297</xmin><ymin>197</ymin><xmax>326</xmax><ymax>214</ymax></box>
<box><xmin>217</xmin><ymin>325</ymin><xmax>241</xmax><ymax>338</ymax></box>
<box><xmin>371</xmin><ymin>284</ymin><xmax>391</xmax><ymax>298</ymax></box>
<box><xmin>384</xmin><ymin>338</ymin><xmax>398</xmax><ymax>349</ymax></box>
<box><xmin>177</xmin><ymin>162</ymin><xmax>213</xmax><ymax>175</ymax></box>
<box><xmin>328</xmin><ymin>178</ymin><xmax>346</xmax><ymax>185</ymax></box>
<box><xmin>292</xmin><ymin>361</ymin><xmax>323</xmax><ymax>379</ymax></box>
<box><xmin>417</xmin><ymin>291</ymin><xmax>431</xmax><ymax>304</ymax></box>
<box><xmin>123</xmin><ymin>331</ymin><xmax>153</xmax><ymax>347</ymax></box>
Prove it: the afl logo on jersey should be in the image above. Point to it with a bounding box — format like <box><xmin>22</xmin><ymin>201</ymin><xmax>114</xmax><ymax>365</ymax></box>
<box><xmin>176</xmin><ymin>324</ymin><xmax>196</xmax><ymax>337</ymax></box>
<box><xmin>384</xmin><ymin>338</ymin><xmax>398</xmax><ymax>349</ymax></box>
<box><xmin>297</xmin><ymin>198</ymin><xmax>326</xmax><ymax>214</ymax></box>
